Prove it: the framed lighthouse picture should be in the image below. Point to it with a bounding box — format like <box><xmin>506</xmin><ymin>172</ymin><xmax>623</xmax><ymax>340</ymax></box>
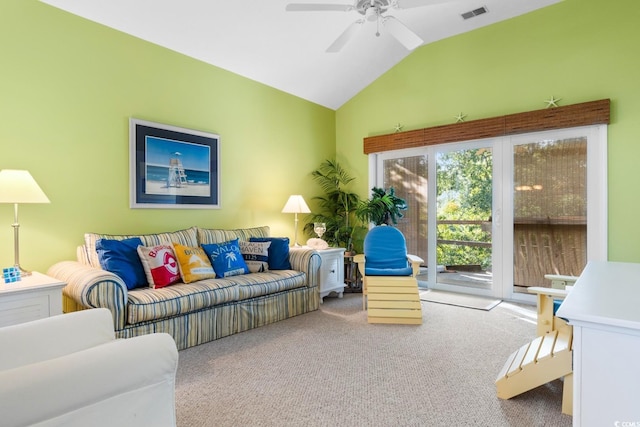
<box><xmin>129</xmin><ymin>118</ymin><xmax>220</xmax><ymax>209</ymax></box>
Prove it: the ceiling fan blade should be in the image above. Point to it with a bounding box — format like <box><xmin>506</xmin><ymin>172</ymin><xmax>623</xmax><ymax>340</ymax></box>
<box><xmin>395</xmin><ymin>0</ymin><xmax>450</xmax><ymax>9</ymax></box>
<box><xmin>326</xmin><ymin>19</ymin><xmax>364</xmax><ymax>53</ymax></box>
<box><xmin>383</xmin><ymin>16</ymin><xmax>423</xmax><ymax>50</ymax></box>
<box><xmin>285</xmin><ymin>3</ymin><xmax>353</xmax><ymax>12</ymax></box>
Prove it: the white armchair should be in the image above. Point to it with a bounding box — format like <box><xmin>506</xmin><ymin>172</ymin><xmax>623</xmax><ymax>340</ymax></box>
<box><xmin>0</xmin><ymin>308</ymin><xmax>179</xmax><ymax>427</ymax></box>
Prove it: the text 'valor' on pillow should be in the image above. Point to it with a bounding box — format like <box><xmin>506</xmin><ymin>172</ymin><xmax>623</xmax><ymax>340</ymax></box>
<box><xmin>201</xmin><ymin>239</ymin><xmax>250</xmax><ymax>278</ymax></box>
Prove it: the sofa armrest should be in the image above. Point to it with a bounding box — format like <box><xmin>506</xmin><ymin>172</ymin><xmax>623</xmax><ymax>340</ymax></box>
<box><xmin>288</xmin><ymin>247</ymin><xmax>321</xmax><ymax>288</ymax></box>
<box><xmin>47</xmin><ymin>261</ymin><xmax>128</xmax><ymax>330</ymax></box>
<box><xmin>0</xmin><ymin>333</ymin><xmax>178</xmax><ymax>427</ymax></box>
<box><xmin>0</xmin><ymin>308</ymin><xmax>115</xmax><ymax>371</ymax></box>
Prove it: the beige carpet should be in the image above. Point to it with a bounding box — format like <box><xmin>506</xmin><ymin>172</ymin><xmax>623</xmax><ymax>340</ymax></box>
<box><xmin>175</xmin><ymin>294</ymin><xmax>571</xmax><ymax>427</ymax></box>
<box><xmin>419</xmin><ymin>289</ymin><xmax>502</xmax><ymax>311</ymax></box>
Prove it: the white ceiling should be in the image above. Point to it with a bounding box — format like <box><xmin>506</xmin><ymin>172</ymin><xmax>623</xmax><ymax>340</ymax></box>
<box><xmin>40</xmin><ymin>0</ymin><xmax>561</xmax><ymax>110</ymax></box>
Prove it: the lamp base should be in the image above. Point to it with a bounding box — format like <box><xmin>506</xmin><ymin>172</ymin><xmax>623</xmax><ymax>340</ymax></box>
<box><xmin>15</xmin><ymin>265</ymin><xmax>32</xmax><ymax>277</ymax></box>
<box><xmin>11</xmin><ymin>204</ymin><xmax>32</xmax><ymax>277</ymax></box>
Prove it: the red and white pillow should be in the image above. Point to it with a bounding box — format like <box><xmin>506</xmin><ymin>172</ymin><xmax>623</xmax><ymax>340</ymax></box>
<box><xmin>137</xmin><ymin>244</ymin><xmax>181</xmax><ymax>288</ymax></box>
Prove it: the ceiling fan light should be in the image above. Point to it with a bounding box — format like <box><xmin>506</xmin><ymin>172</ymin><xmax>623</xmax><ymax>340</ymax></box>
<box><xmin>365</xmin><ymin>7</ymin><xmax>379</xmax><ymax>21</ymax></box>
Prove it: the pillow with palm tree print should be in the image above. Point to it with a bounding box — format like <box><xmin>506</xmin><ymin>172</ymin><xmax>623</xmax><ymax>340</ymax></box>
<box><xmin>201</xmin><ymin>239</ymin><xmax>250</xmax><ymax>278</ymax></box>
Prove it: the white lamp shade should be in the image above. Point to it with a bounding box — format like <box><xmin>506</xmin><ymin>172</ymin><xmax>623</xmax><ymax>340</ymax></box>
<box><xmin>281</xmin><ymin>195</ymin><xmax>310</xmax><ymax>214</ymax></box>
<box><xmin>0</xmin><ymin>170</ymin><xmax>50</xmax><ymax>204</ymax></box>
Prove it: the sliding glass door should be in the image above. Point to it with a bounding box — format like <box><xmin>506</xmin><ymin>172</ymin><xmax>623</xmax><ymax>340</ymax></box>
<box><xmin>504</xmin><ymin>127</ymin><xmax>606</xmax><ymax>300</ymax></box>
<box><xmin>372</xmin><ymin>125</ymin><xmax>606</xmax><ymax>301</ymax></box>
<box><xmin>435</xmin><ymin>143</ymin><xmax>494</xmax><ymax>291</ymax></box>
<box><xmin>377</xmin><ymin>140</ymin><xmax>497</xmax><ymax>297</ymax></box>
<box><xmin>380</xmin><ymin>153</ymin><xmax>428</xmax><ymax>262</ymax></box>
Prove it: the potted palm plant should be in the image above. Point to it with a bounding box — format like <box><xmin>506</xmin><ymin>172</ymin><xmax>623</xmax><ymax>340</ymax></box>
<box><xmin>356</xmin><ymin>187</ymin><xmax>407</xmax><ymax>226</ymax></box>
<box><xmin>304</xmin><ymin>160</ymin><xmax>363</xmax><ymax>252</ymax></box>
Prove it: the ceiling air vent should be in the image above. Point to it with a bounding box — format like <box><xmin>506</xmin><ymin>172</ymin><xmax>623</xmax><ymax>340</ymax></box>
<box><xmin>461</xmin><ymin>6</ymin><xmax>488</xmax><ymax>20</ymax></box>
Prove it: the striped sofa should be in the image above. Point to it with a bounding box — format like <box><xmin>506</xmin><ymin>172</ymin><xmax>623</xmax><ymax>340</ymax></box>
<box><xmin>47</xmin><ymin>226</ymin><xmax>321</xmax><ymax>350</ymax></box>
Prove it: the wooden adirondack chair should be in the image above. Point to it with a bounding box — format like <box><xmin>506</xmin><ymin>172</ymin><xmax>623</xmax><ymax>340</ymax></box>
<box><xmin>354</xmin><ymin>226</ymin><xmax>423</xmax><ymax>325</ymax></box>
<box><xmin>495</xmin><ymin>274</ymin><xmax>578</xmax><ymax>415</ymax></box>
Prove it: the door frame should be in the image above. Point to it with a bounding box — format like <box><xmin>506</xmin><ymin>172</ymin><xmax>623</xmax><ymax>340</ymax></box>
<box><xmin>428</xmin><ymin>138</ymin><xmax>500</xmax><ymax>298</ymax></box>
<box><xmin>368</xmin><ymin>124</ymin><xmax>607</xmax><ymax>303</ymax></box>
<box><xmin>501</xmin><ymin>125</ymin><xmax>607</xmax><ymax>303</ymax></box>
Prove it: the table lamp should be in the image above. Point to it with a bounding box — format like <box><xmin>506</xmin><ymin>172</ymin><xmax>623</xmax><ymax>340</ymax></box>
<box><xmin>281</xmin><ymin>195</ymin><xmax>310</xmax><ymax>247</ymax></box>
<box><xmin>0</xmin><ymin>169</ymin><xmax>50</xmax><ymax>275</ymax></box>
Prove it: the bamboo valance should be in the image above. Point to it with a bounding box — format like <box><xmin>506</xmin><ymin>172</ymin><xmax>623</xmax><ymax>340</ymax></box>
<box><xmin>363</xmin><ymin>98</ymin><xmax>610</xmax><ymax>154</ymax></box>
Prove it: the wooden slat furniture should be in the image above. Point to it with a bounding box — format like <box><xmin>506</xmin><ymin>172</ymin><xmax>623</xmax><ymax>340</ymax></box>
<box><xmin>358</xmin><ymin>256</ymin><xmax>423</xmax><ymax>325</ymax></box>
<box><xmin>354</xmin><ymin>227</ymin><xmax>423</xmax><ymax>325</ymax></box>
<box><xmin>495</xmin><ymin>275</ymin><xmax>577</xmax><ymax>415</ymax></box>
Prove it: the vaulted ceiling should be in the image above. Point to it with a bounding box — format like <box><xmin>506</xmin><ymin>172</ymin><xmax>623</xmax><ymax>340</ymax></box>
<box><xmin>40</xmin><ymin>0</ymin><xmax>561</xmax><ymax>110</ymax></box>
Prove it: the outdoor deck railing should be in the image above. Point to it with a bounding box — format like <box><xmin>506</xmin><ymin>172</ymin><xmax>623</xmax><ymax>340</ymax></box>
<box><xmin>436</xmin><ymin>220</ymin><xmax>586</xmax><ymax>292</ymax></box>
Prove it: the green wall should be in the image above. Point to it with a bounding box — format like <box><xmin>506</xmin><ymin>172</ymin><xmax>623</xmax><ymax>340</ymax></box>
<box><xmin>3</xmin><ymin>0</ymin><xmax>640</xmax><ymax>273</ymax></box>
<box><xmin>0</xmin><ymin>1</ymin><xmax>335</xmax><ymax>272</ymax></box>
<box><xmin>336</xmin><ymin>0</ymin><xmax>640</xmax><ymax>263</ymax></box>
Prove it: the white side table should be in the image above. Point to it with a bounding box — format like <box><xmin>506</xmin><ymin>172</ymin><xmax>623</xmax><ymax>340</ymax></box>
<box><xmin>0</xmin><ymin>272</ymin><xmax>65</xmax><ymax>327</ymax></box>
<box><xmin>317</xmin><ymin>247</ymin><xmax>345</xmax><ymax>303</ymax></box>
<box><xmin>556</xmin><ymin>261</ymin><xmax>640</xmax><ymax>426</ymax></box>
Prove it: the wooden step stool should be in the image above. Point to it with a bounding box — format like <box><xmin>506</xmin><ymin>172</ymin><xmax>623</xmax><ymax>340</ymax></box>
<box><xmin>365</xmin><ymin>276</ymin><xmax>422</xmax><ymax>325</ymax></box>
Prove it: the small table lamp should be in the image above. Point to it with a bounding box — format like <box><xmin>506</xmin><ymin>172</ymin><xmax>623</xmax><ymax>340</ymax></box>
<box><xmin>281</xmin><ymin>195</ymin><xmax>311</xmax><ymax>247</ymax></box>
<box><xmin>0</xmin><ymin>170</ymin><xmax>50</xmax><ymax>275</ymax></box>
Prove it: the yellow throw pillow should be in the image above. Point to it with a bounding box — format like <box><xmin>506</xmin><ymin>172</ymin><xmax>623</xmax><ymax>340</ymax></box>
<box><xmin>172</xmin><ymin>243</ymin><xmax>217</xmax><ymax>283</ymax></box>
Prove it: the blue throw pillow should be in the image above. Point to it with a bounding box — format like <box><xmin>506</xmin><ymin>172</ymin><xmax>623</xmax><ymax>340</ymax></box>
<box><xmin>96</xmin><ymin>237</ymin><xmax>147</xmax><ymax>290</ymax></box>
<box><xmin>249</xmin><ymin>237</ymin><xmax>291</xmax><ymax>270</ymax></box>
<box><xmin>201</xmin><ymin>239</ymin><xmax>249</xmax><ymax>278</ymax></box>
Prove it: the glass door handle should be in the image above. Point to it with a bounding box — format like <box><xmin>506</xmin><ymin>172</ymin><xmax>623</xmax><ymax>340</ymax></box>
<box><xmin>494</xmin><ymin>209</ymin><xmax>501</xmax><ymax>228</ymax></box>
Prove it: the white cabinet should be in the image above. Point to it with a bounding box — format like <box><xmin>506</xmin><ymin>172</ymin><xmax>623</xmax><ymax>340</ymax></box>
<box><xmin>317</xmin><ymin>247</ymin><xmax>345</xmax><ymax>303</ymax></box>
<box><xmin>0</xmin><ymin>272</ymin><xmax>65</xmax><ymax>327</ymax></box>
<box><xmin>556</xmin><ymin>261</ymin><xmax>640</xmax><ymax>426</ymax></box>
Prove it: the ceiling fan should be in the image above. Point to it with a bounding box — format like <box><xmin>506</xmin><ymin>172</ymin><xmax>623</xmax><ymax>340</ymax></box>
<box><xmin>285</xmin><ymin>0</ymin><xmax>446</xmax><ymax>53</ymax></box>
